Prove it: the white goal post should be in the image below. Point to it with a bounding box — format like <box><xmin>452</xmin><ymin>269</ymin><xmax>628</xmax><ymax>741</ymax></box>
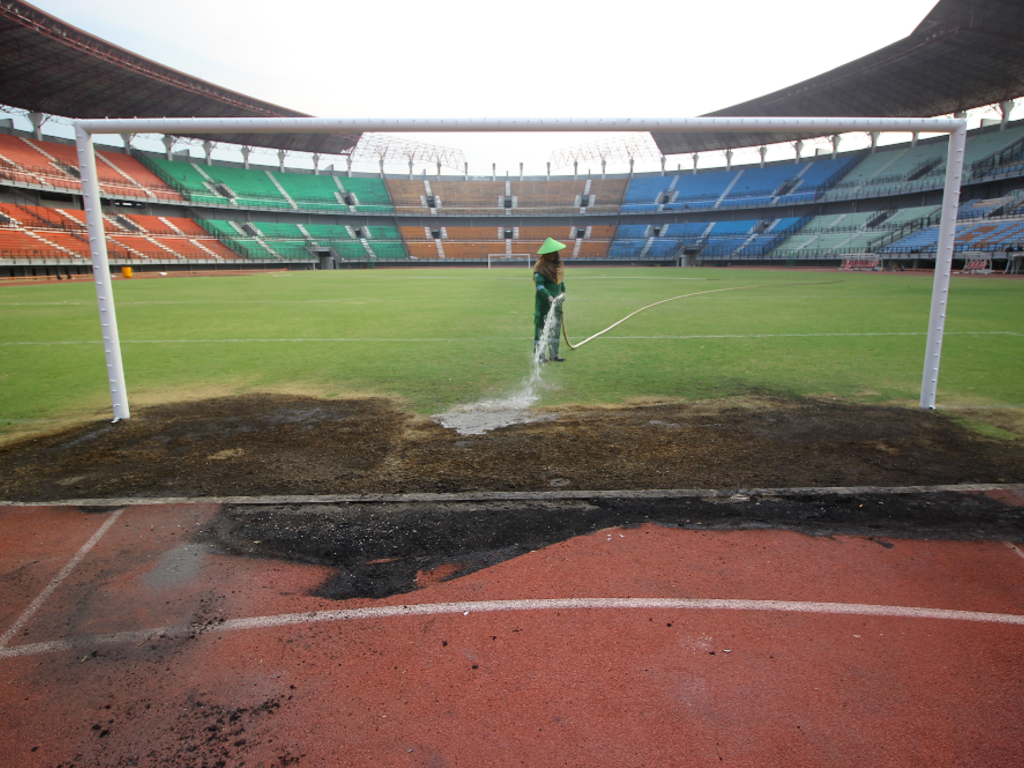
<box><xmin>487</xmin><ymin>253</ymin><xmax>533</xmax><ymax>268</ymax></box>
<box><xmin>73</xmin><ymin>115</ymin><xmax>967</xmax><ymax>420</ymax></box>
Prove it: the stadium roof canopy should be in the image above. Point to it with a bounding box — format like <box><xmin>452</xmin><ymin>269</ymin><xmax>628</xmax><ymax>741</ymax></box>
<box><xmin>0</xmin><ymin>0</ymin><xmax>359</xmax><ymax>154</ymax></box>
<box><xmin>652</xmin><ymin>0</ymin><xmax>1024</xmax><ymax>155</ymax></box>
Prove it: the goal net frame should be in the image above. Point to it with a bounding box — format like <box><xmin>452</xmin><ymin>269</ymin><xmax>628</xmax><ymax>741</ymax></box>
<box><xmin>72</xmin><ymin>115</ymin><xmax>967</xmax><ymax>420</ymax></box>
<box><xmin>487</xmin><ymin>253</ymin><xmax>533</xmax><ymax>268</ymax></box>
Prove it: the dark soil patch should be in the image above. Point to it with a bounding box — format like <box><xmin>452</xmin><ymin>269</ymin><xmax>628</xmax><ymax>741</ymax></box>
<box><xmin>200</xmin><ymin>490</ymin><xmax>1024</xmax><ymax>600</ymax></box>
<box><xmin>1</xmin><ymin>393</ymin><xmax>1022</xmax><ymax>502</ymax></box>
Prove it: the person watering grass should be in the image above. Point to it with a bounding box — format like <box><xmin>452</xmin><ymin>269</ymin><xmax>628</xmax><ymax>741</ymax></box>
<box><xmin>533</xmin><ymin>237</ymin><xmax>567</xmax><ymax>362</ymax></box>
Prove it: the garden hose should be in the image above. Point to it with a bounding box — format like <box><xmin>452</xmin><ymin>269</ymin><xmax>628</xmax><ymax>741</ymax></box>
<box><xmin>561</xmin><ymin>280</ymin><xmax>845</xmax><ymax>351</ymax></box>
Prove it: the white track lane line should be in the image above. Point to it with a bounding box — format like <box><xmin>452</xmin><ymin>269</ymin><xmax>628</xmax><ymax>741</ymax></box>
<box><xmin>0</xmin><ymin>508</ymin><xmax>125</xmax><ymax>649</ymax></box>
<box><xmin>1</xmin><ymin>596</ymin><xmax>1022</xmax><ymax>660</ymax></box>
<box><xmin>1007</xmin><ymin>542</ymin><xmax>1024</xmax><ymax>560</ymax></box>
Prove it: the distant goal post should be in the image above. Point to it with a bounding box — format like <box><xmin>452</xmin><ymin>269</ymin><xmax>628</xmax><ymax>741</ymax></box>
<box><xmin>487</xmin><ymin>253</ymin><xmax>533</xmax><ymax>268</ymax></box>
<box><xmin>72</xmin><ymin>115</ymin><xmax>968</xmax><ymax>420</ymax></box>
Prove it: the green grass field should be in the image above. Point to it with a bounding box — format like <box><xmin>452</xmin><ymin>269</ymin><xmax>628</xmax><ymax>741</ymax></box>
<box><xmin>2</xmin><ymin>267</ymin><xmax>1022</xmax><ymax>439</ymax></box>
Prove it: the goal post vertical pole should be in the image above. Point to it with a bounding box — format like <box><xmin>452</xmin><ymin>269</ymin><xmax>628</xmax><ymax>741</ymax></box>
<box><xmin>75</xmin><ymin>124</ymin><xmax>130</xmax><ymax>421</ymax></box>
<box><xmin>919</xmin><ymin>120</ymin><xmax>967</xmax><ymax>410</ymax></box>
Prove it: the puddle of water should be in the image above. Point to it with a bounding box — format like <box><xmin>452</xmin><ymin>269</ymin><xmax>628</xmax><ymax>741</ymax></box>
<box><xmin>434</xmin><ymin>395</ymin><xmax>557</xmax><ymax>436</ymax></box>
<box><xmin>434</xmin><ymin>301</ymin><xmax>561</xmax><ymax>436</ymax></box>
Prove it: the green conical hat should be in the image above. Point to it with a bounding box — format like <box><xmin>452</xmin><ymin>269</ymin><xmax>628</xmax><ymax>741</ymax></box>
<box><xmin>537</xmin><ymin>237</ymin><xmax>567</xmax><ymax>255</ymax></box>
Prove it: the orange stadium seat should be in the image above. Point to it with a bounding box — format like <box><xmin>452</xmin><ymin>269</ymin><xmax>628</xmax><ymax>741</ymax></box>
<box><xmin>406</xmin><ymin>241</ymin><xmax>441</xmax><ymax>258</ymax></box>
<box><xmin>98</xmin><ymin>151</ymin><xmax>184</xmax><ymax>200</ymax></box>
<box><xmin>386</xmin><ymin>180</ymin><xmax>432</xmax><ymax>212</ymax></box>
<box><xmin>0</xmin><ymin>134</ymin><xmax>184</xmax><ymax>201</ymax></box>
<box><xmin>425</xmin><ymin>181</ymin><xmax>506</xmax><ymax>212</ymax></box>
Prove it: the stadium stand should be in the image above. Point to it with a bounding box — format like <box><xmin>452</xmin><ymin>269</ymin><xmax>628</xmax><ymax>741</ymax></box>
<box><xmin>958</xmin><ymin>196</ymin><xmax>1014</xmax><ymax>219</ymax></box>
<box><xmin>769</xmin><ymin>206</ymin><xmax>942</xmax><ymax>260</ymax></box>
<box><xmin>512</xmin><ymin>179</ymin><xmax>627</xmax><ymax>213</ymax></box>
<box><xmin>573</xmin><ymin>179</ymin><xmax>629</xmax><ymax>212</ymax></box>
<box><xmin>268</xmin><ymin>171</ymin><xmax>347</xmax><ymax>211</ymax></box>
<box><xmin>139</xmin><ymin>157</ymin><xmax>394</xmax><ymax>213</ymax></box>
<box><xmin>0</xmin><ymin>134</ymin><xmax>184</xmax><ymax>201</ymax></box>
<box><xmin>195</xmin><ymin>217</ymin><xmax>405</xmax><ymax>260</ymax></box>
<box><xmin>145</xmin><ymin>157</ymin><xmax>232</xmax><ymax>205</ymax></box>
<box><xmin>879</xmin><ymin>216</ymin><xmax>1024</xmax><ymax>255</ymax></box>
<box><xmin>199</xmin><ymin>165</ymin><xmax>293</xmax><ymax>210</ymax></box>
<box><xmin>397</xmin><ymin>180</ymin><xmax>505</xmax><ymax>213</ymax></box>
<box><xmin>8</xmin><ymin>116</ymin><xmax>1024</xmax><ymax>275</ymax></box>
<box><xmin>386</xmin><ymin>180</ymin><xmax>436</xmax><ymax>212</ymax></box>
<box><xmin>385</xmin><ymin>179</ymin><xmax>627</xmax><ymax>215</ymax></box>
<box><xmin>99</xmin><ymin>152</ymin><xmax>185</xmax><ymax>201</ymax></box>
<box><xmin>335</xmin><ymin>177</ymin><xmax>393</xmax><ymax>212</ymax></box>
<box><xmin>0</xmin><ymin>202</ymin><xmax>238</xmax><ymax>261</ymax></box>
<box><xmin>823</xmin><ymin>122</ymin><xmax>1024</xmax><ymax>201</ymax></box>
<box><xmin>627</xmin><ymin>156</ymin><xmax>854</xmax><ymax>214</ymax></box>
<box><xmin>607</xmin><ymin>218</ymin><xmax>803</xmax><ymax>262</ymax></box>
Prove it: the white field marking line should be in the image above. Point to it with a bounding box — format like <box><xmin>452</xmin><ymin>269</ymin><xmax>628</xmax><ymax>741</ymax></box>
<box><xmin>2</xmin><ymin>597</ymin><xmax>1022</xmax><ymax>660</ymax></box>
<box><xmin>0</xmin><ymin>507</ymin><xmax>125</xmax><ymax>650</ymax></box>
<box><xmin>1006</xmin><ymin>542</ymin><xmax>1024</xmax><ymax>560</ymax></box>
<box><xmin>2</xmin><ymin>331</ymin><xmax>1020</xmax><ymax>348</ymax></box>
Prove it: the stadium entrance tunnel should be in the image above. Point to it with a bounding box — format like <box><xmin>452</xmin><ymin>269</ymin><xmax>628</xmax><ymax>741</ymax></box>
<box><xmin>198</xmin><ymin>491</ymin><xmax>1024</xmax><ymax>600</ymax></box>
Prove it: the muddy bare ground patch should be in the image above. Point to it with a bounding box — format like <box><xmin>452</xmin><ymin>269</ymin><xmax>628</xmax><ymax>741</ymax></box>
<box><xmin>1</xmin><ymin>393</ymin><xmax>1022</xmax><ymax>502</ymax></box>
<box><xmin>200</xmin><ymin>491</ymin><xmax>1024</xmax><ymax>600</ymax></box>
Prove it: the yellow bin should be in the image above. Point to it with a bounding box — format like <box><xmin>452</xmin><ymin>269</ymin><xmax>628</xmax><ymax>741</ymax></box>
<box><xmin>121</xmin><ymin>266</ymin><xmax>133</xmax><ymax>278</ymax></box>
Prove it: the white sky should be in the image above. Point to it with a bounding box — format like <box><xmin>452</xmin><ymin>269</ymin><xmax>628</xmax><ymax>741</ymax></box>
<box><xmin>13</xmin><ymin>0</ymin><xmax>1005</xmax><ymax>176</ymax></box>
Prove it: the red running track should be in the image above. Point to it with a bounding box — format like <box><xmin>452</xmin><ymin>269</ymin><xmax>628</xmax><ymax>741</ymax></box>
<box><xmin>1</xmin><ymin>501</ymin><xmax>1023</xmax><ymax>767</ymax></box>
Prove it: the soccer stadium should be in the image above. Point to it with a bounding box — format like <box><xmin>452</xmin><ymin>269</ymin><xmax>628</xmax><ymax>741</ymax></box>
<box><xmin>2</xmin><ymin>0</ymin><xmax>1024</xmax><ymax>765</ymax></box>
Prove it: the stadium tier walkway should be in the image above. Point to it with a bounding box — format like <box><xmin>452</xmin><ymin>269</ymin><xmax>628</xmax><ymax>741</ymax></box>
<box><xmin>1</xmin><ymin>487</ymin><xmax>1022</xmax><ymax>767</ymax></box>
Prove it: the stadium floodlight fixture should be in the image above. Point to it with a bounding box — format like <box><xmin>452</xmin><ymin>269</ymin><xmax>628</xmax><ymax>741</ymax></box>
<box><xmin>73</xmin><ymin>115</ymin><xmax>967</xmax><ymax>421</ymax></box>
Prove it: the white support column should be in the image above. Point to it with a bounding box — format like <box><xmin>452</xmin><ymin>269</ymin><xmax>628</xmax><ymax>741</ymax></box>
<box><xmin>629</xmin><ymin>158</ymin><xmax>634</xmax><ymax>176</ymax></box>
<box><xmin>830</xmin><ymin>134</ymin><xmax>841</xmax><ymax>159</ymax></box>
<box><xmin>1000</xmin><ymin>100</ymin><xmax>1015</xmax><ymax>129</ymax></box>
<box><xmin>573</xmin><ymin>160</ymin><xmax>578</xmax><ymax>180</ymax></box>
<box><xmin>920</xmin><ymin>121</ymin><xmax>967</xmax><ymax>410</ymax></box>
<box><xmin>464</xmin><ymin>162</ymin><xmax>469</xmax><ymax>180</ymax></box>
<box><xmin>601</xmin><ymin>158</ymin><xmax>606</xmax><ymax>179</ymax></box>
<box><xmin>241</xmin><ymin>145</ymin><xmax>251</xmax><ymax>169</ymax></box>
<box><xmin>911</xmin><ymin>132</ymin><xmax>919</xmax><ymax>147</ymax></box>
<box><xmin>313</xmin><ymin>153</ymin><xmax>321</xmax><ymax>175</ymax></box>
<box><xmin>725</xmin><ymin>149</ymin><xmax>733</xmax><ymax>171</ymax></box>
<box><xmin>758</xmin><ymin>146</ymin><xmax>767</xmax><ymax>167</ymax></box>
<box><xmin>492</xmin><ymin>163</ymin><xmax>496</xmax><ymax>182</ymax></box>
<box><xmin>794</xmin><ymin>140</ymin><xmax>803</xmax><ymax>163</ymax></box>
<box><xmin>869</xmin><ymin>132</ymin><xmax>880</xmax><ymax>153</ymax></box>
<box><xmin>75</xmin><ymin>125</ymin><xmax>129</xmax><ymax>422</ymax></box>
<box><xmin>28</xmin><ymin>111</ymin><xmax>45</xmax><ymax>140</ymax></box>
<box><xmin>162</xmin><ymin>135</ymin><xmax>175</xmax><ymax>161</ymax></box>
<box><xmin>546</xmin><ymin>162</ymin><xmax>551</xmax><ymax>180</ymax></box>
<box><xmin>203</xmin><ymin>140</ymin><xmax>214</xmax><ymax>166</ymax></box>
<box><xmin>120</xmin><ymin>133</ymin><xmax>134</xmax><ymax>154</ymax></box>
<box><xmin>519</xmin><ymin>162</ymin><xmax>524</xmax><ymax>181</ymax></box>
<box><xmin>691</xmin><ymin>153</ymin><xmax>698</xmax><ymax>174</ymax></box>
<box><xmin>344</xmin><ymin>155</ymin><xmax>351</xmax><ymax>177</ymax></box>
<box><xmin>436</xmin><ymin>160</ymin><xmax>442</xmax><ymax>179</ymax></box>
<box><xmin>278</xmin><ymin>149</ymin><xmax>287</xmax><ymax>172</ymax></box>
<box><xmin>660</xmin><ymin>156</ymin><xmax>666</xmax><ymax>176</ymax></box>
<box><xmin>408</xmin><ymin>158</ymin><xmax>414</xmax><ymax>179</ymax></box>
